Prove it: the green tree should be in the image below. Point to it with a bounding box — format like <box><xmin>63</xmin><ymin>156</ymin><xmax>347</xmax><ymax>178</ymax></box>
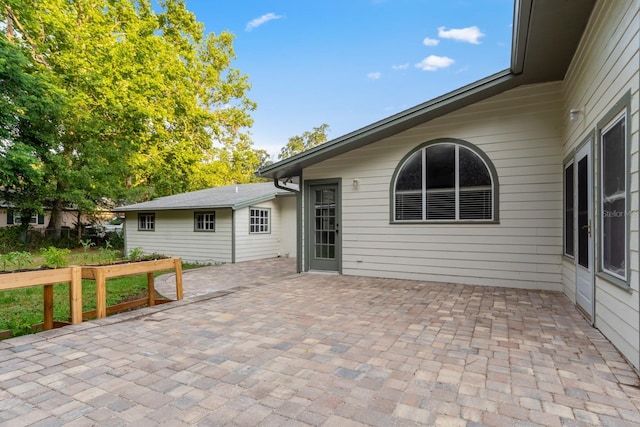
<box><xmin>1</xmin><ymin>0</ymin><xmax>265</xmax><ymax>237</ymax></box>
<box><xmin>279</xmin><ymin>123</ymin><xmax>330</xmax><ymax>160</ymax></box>
<box><xmin>0</xmin><ymin>32</ymin><xmax>63</xmax><ymax>223</ymax></box>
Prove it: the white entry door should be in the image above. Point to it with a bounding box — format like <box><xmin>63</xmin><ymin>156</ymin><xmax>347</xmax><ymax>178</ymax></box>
<box><xmin>575</xmin><ymin>142</ymin><xmax>594</xmax><ymax>321</ymax></box>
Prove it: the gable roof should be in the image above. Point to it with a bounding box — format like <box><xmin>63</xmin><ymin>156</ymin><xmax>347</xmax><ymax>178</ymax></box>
<box><xmin>115</xmin><ymin>182</ymin><xmax>294</xmax><ymax>212</ymax></box>
<box><xmin>258</xmin><ymin>0</ymin><xmax>595</xmax><ymax>180</ymax></box>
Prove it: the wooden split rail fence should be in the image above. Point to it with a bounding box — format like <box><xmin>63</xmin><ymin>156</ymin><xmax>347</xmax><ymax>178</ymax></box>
<box><xmin>0</xmin><ymin>258</ymin><xmax>183</xmax><ymax>334</ymax></box>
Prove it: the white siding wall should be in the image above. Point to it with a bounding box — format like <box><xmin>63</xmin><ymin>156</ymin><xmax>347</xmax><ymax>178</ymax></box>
<box><xmin>279</xmin><ymin>196</ymin><xmax>297</xmax><ymax>258</ymax></box>
<box><xmin>235</xmin><ymin>199</ymin><xmax>287</xmax><ymax>262</ymax></box>
<box><xmin>124</xmin><ymin>210</ymin><xmax>232</xmax><ymax>264</ymax></box>
<box><xmin>304</xmin><ymin>82</ymin><xmax>564</xmax><ymax>290</ymax></box>
<box><xmin>562</xmin><ymin>0</ymin><xmax>640</xmax><ymax>369</ymax></box>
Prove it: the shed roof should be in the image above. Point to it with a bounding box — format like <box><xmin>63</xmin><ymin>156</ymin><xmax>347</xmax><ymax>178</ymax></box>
<box><xmin>115</xmin><ymin>182</ymin><xmax>295</xmax><ymax>212</ymax></box>
<box><xmin>257</xmin><ymin>0</ymin><xmax>595</xmax><ymax>180</ymax></box>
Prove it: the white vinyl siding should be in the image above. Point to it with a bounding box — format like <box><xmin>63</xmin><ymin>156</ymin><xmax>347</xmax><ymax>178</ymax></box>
<box><xmin>303</xmin><ymin>82</ymin><xmax>564</xmax><ymax>290</ymax></box>
<box><xmin>562</xmin><ymin>0</ymin><xmax>639</xmax><ymax>369</ymax></box>
<box><xmin>279</xmin><ymin>196</ymin><xmax>297</xmax><ymax>259</ymax></box>
<box><xmin>125</xmin><ymin>210</ymin><xmax>232</xmax><ymax>264</ymax></box>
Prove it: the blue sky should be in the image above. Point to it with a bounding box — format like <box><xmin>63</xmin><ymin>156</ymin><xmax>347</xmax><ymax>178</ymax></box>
<box><xmin>184</xmin><ymin>1</ymin><xmax>515</xmax><ymax>159</ymax></box>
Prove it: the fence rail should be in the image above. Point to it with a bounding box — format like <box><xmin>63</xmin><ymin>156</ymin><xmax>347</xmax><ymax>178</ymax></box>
<box><xmin>0</xmin><ymin>258</ymin><xmax>183</xmax><ymax>336</ymax></box>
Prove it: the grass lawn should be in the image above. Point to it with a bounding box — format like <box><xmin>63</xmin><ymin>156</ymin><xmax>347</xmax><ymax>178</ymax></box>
<box><xmin>0</xmin><ymin>248</ymin><xmax>204</xmax><ymax>338</ymax></box>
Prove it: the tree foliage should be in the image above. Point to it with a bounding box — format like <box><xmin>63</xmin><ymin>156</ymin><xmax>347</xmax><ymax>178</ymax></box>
<box><xmin>279</xmin><ymin>123</ymin><xmax>330</xmax><ymax>160</ymax></box>
<box><xmin>0</xmin><ymin>0</ymin><xmax>266</xmax><ymax>233</ymax></box>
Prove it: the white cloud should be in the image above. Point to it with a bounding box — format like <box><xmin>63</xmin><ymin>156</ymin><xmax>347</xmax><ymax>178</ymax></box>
<box><xmin>423</xmin><ymin>37</ymin><xmax>439</xmax><ymax>47</ymax></box>
<box><xmin>368</xmin><ymin>72</ymin><xmax>382</xmax><ymax>80</ymax></box>
<box><xmin>246</xmin><ymin>13</ymin><xmax>282</xmax><ymax>31</ymax></box>
<box><xmin>392</xmin><ymin>63</ymin><xmax>409</xmax><ymax>70</ymax></box>
<box><xmin>438</xmin><ymin>26</ymin><xmax>485</xmax><ymax>44</ymax></box>
<box><xmin>415</xmin><ymin>55</ymin><xmax>454</xmax><ymax>71</ymax></box>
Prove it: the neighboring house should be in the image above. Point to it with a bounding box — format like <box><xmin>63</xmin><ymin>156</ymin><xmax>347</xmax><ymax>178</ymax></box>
<box><xmin>115</xmin><ymin>182</ymin><xmax>297</xmax><ymax>264</ymax></box>
<box><xmin>259</xmin><ymin>0</ymin><xmax>640</xmax><ymax>371</ymax></box>
<box><xmin>0</xmin><ymin>204</ymin><xmax>80</xmax><ymax>230</ymax></box>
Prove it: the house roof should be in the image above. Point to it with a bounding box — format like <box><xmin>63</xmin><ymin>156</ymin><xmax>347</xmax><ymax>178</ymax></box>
<box><xmin>115</xmin><ymin>182</ymin><xmax>295</xmax><ymax>212</ymax></box>
<box><xmin>257</xmin><ymin>0</ymin><xmax>596</xmax><ymax>180</ymax></box>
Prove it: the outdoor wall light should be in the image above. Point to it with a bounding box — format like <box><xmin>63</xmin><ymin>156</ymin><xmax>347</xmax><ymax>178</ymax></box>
<box><xmin>569</xmin><ymin>109</ymin><xmax>582</xmax><ymax>121</ymax></box>
<box><xmin>352</xmin><ymin>178</ymin><xmax>359</xmax><ymax>187</ymax></box>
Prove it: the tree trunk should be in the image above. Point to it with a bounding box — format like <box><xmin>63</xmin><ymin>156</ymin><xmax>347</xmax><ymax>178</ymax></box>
<box><xmin>5</xmin><ymin>7</ymin><xmax>14</xmax><ymax>41</ymax></box>
<box><xmin>77</xmin><ymin>211</ymin><xmax>82</xmax><ymax>239</ymax></box>
<box><xmin>47</xmin><ymin>198</ymin><xmax>64</xmax><ymax>240</ymax></box>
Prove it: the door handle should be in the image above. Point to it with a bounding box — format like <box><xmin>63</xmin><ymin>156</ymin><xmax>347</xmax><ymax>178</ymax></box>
<box><xmin>581</xmin><ymin>220</ymin><xmax>592</xmax><ymax>237</ymax></box>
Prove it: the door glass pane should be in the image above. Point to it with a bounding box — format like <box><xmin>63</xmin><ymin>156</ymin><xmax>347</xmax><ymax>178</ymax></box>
<box><xmin>314</xmin><ymin>188</ymin><xmax>336</xmax><ymax>260</ymax></box>
<box><xmin>577</xmin><ymin>156</ymin><xmax>588</xmax><ymax>268</ymax></box>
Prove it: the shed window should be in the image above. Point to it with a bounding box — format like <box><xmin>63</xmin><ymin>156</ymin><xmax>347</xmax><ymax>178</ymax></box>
<box><xmin>194</xmin><ymin>212</ymin><xmax>215</xmax><ymax>231</ymax></box>
<box><xmin>138</xmin><ymin>213</ymin><xmax>155</xmax><ymax>231</ymax></box>
<box><xmin>250</xmin><ymin>208</ymin><xmax>270</xmax><ymax>233</ymax></box>
<box><xmin>393</xmin><ymin>142</ymin><xmax>496</xmax><ymax>222</ymax></box>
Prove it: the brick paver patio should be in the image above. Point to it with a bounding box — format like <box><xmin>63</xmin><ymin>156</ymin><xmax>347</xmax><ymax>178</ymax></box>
<box><xmin>1</xmin><ymin>259</ymin><xmax>640</xmax><ymax>426</ymax></box>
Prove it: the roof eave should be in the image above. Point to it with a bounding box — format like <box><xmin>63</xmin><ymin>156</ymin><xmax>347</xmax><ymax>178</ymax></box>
<box><xmin>258</xmin><ymin>69</ymin><xmax>519</xmax><ymax>180</ymax></box>
<box><xmin>115</xmin><ymin>204</ymin><xmax>235</xmax><ymax>212</ymax></box>
<box><xmin>257</xmin><ymin>0</ymin><xmax>595</xmax><ymax>181</ymax></box>
<box><xmin>115</xmin><ymin>191</ymin><xmax>292</xmax><ymax>213</ymax></box>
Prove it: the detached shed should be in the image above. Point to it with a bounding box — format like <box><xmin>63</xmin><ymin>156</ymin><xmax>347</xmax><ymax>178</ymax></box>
<box><xmin>116</xmin><ymin>183</ymin><xmax>297</xmax><ymax>264</ymax></box>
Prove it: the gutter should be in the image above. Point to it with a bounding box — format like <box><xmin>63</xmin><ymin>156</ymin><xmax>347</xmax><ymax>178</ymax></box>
<box><xmin>273</xmin><ymin>178</ymin><xmax>299</xmax><ymax>193</ymax></box>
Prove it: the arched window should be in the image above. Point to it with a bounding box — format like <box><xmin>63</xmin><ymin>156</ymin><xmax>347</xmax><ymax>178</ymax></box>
<box><xmin>392</xmin><ymin>140</ymin><xmax>498</xmax><ymax>222</ymax></box>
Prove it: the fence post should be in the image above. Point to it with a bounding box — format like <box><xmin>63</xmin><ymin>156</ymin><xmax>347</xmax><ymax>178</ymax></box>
<box><xmin>95</xmin><ymin>269</ymin><xmax>107</xmax><ymax>318</ymax></box>
<box><xmin>147</xmin><ymin>272</ymin><xmax>155</xmax><ymax>306</ymax></box>
<box><xmin>69</xmin><ymin>266</ymin><xmax>82</xmax><ymax>324</ymax></box>
<box><xmin>174</xmin><ymin>258</ymin><xmax>183</xmax><ymax>300</ymax></box>
<box><xmin>43</xmin><ymin>285</ymin><xmax>54</xmax><ymax>330</ymax></box>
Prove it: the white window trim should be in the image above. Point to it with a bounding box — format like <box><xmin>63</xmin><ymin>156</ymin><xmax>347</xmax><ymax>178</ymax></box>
<box><xmin>249</xmin><ymin>207</ymin><xmax>271</xmax><ymax>234</ymax></box>
<box><xmin>194</xmin><ymin>211</ymin><xmax>216</xmax><ymax>232</ymax></box>
<box><xmin>14</xmin><ymin>212</ymin><xmax>38</xmax><ymax>224</ymax></box>
<box><xmin>138</xmin><ymin>213</ymin><xmax>155</xmax><ymax>231</ymax></box>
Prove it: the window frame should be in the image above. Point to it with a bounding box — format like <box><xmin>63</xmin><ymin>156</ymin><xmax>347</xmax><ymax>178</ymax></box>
<box><xmin>597</xmin><ymin>93</ymin><xmax>630</xmax><ymax>288</ymax></box>
<box><xmin>390</xmin><ymin>138</ymin><xmax>499</xmax><ymax>224</ymax></box>
<box><xmin>194</xmin><ymin>211</ymin><xmax>216</xmax><ymax>232</ymax></box>
<box><xmin>14</xmin><ymin>211</ymin><xmax>38</xmax><ymax>224</ymax></box>
<box><xmin>249</xmin><ymin>207</ymin><xmax>271</xmax><ymax>234</ymax></box>
<box><xmin>138</xmin><ymin>212</ymin><xmax>155</xmax><ymax>231</ymax></box>
<box><xmin>8</xmin><ymin>210</ymin><xmax>43</xmax><ymax>225</ymax></box>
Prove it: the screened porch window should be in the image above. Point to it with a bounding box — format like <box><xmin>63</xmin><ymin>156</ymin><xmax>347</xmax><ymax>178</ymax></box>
<box><xmin>564</xmin><ymin>161</ymin><xmax>575</xmax><ymax>257</ymax></box>
<box><xmin>600</xmin><ymin>112</ymin><xmax>626</xmax><ymax>281</ymax></box>
<box><xmin>393</xmin><ymin>142</ymin><xmax>496</xmax><ymax>222</ymax></box>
